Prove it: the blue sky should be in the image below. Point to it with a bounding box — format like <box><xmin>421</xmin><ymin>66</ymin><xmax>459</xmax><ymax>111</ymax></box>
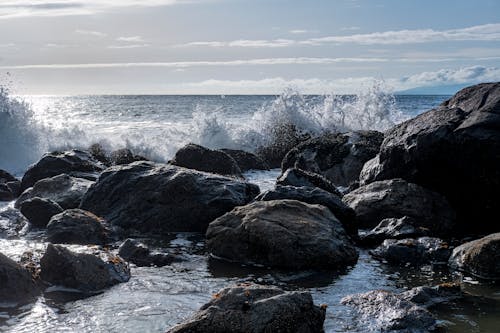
<box><xmin>0</xmin><ymin>0</ymin><xmax>499</xmax><ymax>94</ymax></box>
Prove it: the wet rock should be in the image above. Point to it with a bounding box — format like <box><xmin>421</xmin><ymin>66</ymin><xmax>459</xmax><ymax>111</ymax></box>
<box><xmin>118</xmin><ymin>239</ymin><xmax>175</xmax><ymax>267</ymax></box>
<box><xmin>0</xmin><ymin>252</ymin><xmax>39</xmax><ymax>305</ymax></box>
<box><xmin>6</xmin><ymin>180</ymin><xmax>21</xmax><ymax>198</ymax></box>
<box><xmin>19</xmin><ymin>197</ymin><xmax>63</xmax><ymax>228</ymax></box>
<box><xmin>255</xmin><ymin>185</ymin><xmax>357</xmax><ymax>237</ymax></box>
<box><xmin>88</xmin><ymin>143</ymin><xmax>111</xmax><ymax>166</ymax></box>
<box><xmin>109</xmin><ymin>148</ymin><xmax>147</xmax><ymax>165</ymax></box>
<box><xmin>282</xmin><ymin>131</ymin><xmax>383</xmax><ymax>187</ymax></box>
<box><xmin>0</xmin><ymin>169</ymin><xmax>17</xmax><ymax>184</ymax></box>
<box><xmin>448</xmin><ymin>232</ymin><xmax>500</xmax><ymax>280</ymax></box>
<box><xmin>371</xmin><ymin>237</ymin><xmax>452</xmax><ymax>266</ymax></box>
<box><xmin>360</xmin><ymin>83</ymin><xmax>500</xmax><ymax>235</ymax></box>
<box><xmin>167</xmin><ymin>283</ymin><xmax>326</xmax><ymax>333</ymax></box>
<box><xmin>40</xmin><ymin>243</ymin><xmax>130</xmax><ymax>293</ymax></box>
<box><xmin>21</xmin><ymin>149</ymin><xmax>105</xmax><ymax>190</ymax></box>
<box><xmin>16</xmin><ymin>174</ymin><xmax>94</xmax><ymax>210</ymax></box>
<box><xmin>80</xmin><ymin>161</ymin><xmax>259</xmax><ymax>234</ymax></box>
<box><xmin>220</xmin><ymin>148</ymin><xmax>269</xmax><ymax>171</ymax></box>
<box><xmin>342</xmin><ymin>178</ymin><xmax>455</xmax><ymax>233</ymax></box>
<box><xmin>360</xmin><ymin>216</ymin><xmax>429</xmax><ymax>247</ymax></box>
<box><xmin>206</xmin><ymin>200</ymin><xmax>358</xmax><ymax>269</ymax></box>
<box><xmin>0</xmin><ymin>183</ymin><xmax>14</xmax><ymax>201</ymax></box>
<box><xmin>0</xmin><ymin>208</ymin><xmax>28</xmax><ymax>238</ymax></box>
<box><xmin>46</xmin><ymin>209</ymin><xmax>110</xmax><ymax>245</ymax></box>
<box><xmin>277</xmin><ymin>168</ymin><xmax>342</xmax><ymax>196</ymax></box>
<box><xmin>170</xmin><ymin>143</ymin><xmax>242</xmax><ymax>177</ymax></box>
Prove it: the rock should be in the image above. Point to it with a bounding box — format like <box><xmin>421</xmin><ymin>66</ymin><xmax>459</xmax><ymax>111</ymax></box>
<box><xmin>40</xmin><ymin>243</ymin><xmax>130</xmax><ymax>293</ymax></box>
<box><xmin>360</xmin><ymin>83</ymin><xmax>500</xmax><ymax>235</ymax></box>
<box><xmin>360</xmin><ymin>216</ymin><xmax>429</xmax><ymax>247</ymax></box>
<box><xmin>220</xmin><ymin>149</ymin><xmax>269</xmax><ymax>171</ymax></box>
<box><xmin>0</xmin><ymin>208</ymin><xmax>28</xmax><ymax>238</ymax></box>
<box><xmin>88</xmin><ymin>143</ymin><xmax>111</xmax><ymax>166</ymax></box>
<box><xmin>0</xmin><ymin>170</ymin><xmax>20</xmax><ymax>201</ymax></box>
<box><xmin>170</xmin><ymin>143</ymin><xmax>242</xmax><ymax>177</ymax></box>
<box><xmin>371</xmin><ymin>237</ymin><xmax>452</xmax><ymax>266</ymax></box>
<box><xmin>19</xmin><ymin>197</ymin><xmax>63</xmax><ymax>228</ymax></box>
<box><xmin>46</xmin><ymin>209</ymin><xmax>110</xmax><ymax>245</ymax></box>
<box><xmin>0</xmin><ymin>169</ymin><xmax>17</xmax><ymax>184</ymax></box>
<box><xmin>0</xmin><ymin>183</ymin><xmax>14</xmax><ymax>201</ymax></box>
<box><xmin>277</xmin><ymin>168</ymin><xmax>342</xmax><ymax>196</ymax></box>
<box><xmin>206</xmin><ymin>200</ymin><xmax>358</xmax><ymax>269</ymax></box>
<box><xmin>167</xmin><ymin>283</ymin><xmax>325</xmax><ymax>333</ymax></box>
<box><xmin>6</xmin><ymin>180</ymin><xmax>21</xmax><ymax>198</ymax></box>
<box><xmin>282</xmin><ymin>131</ymin><xmax>383</xmax><ymax>187</ymax></box>
<box><xmin>21</xmin><ymin>149</ymin><xmax>105</xmax><ymax>190</ymax></box>
<box><xmin>109</xmin><ymin>148</ymin><xmax>147</xmax><ymax>165</ymax></box>
<box><xmin>118</xmin><ymin>239</ymin><xmax>174</xmax><ymax>267</ymax></box>
<box><xmin>0</xmin><ymin>252</ymin><xmax>39</xmax><ymax>305</ymax></box>
<box><xmin>80</xmin><ymin>161</ymin><xmax>259</xmax><ymax>234</ymax></box>
<box><xmin>448</xmin><ymin>232</ymin><xmax>500</xmax><ymax>280</ymax></box>
<box><xmin>342</xmin><ymin>178</ymin><xmax>455</xmax><ymax>233</ymax></box>
<box><xmin>255</xmin><ymin>185</ymin><xmax>357</xmax><ymax>237</ymax></box>
<box><xmin>16</xmin><ymin>174</ymin><xmax>94</xmax><ymax>210</ymax></box>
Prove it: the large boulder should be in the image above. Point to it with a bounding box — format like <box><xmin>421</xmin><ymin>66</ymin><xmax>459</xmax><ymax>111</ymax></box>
<box><xmin>360</xmin><ymin>83</ymin><xmax>500</xmax><ymax>234</ymax></box>
<box><xmin>16</xmin><ymin>174</ymin><xmax>94</xmax><ymax>210</ymax></box>
<box><xmin>0</xmin><ymin>252</ymin><xmax>39</xmax><ymax>305</ymax></box>
<box><xmin>118</xmin><ymin>239</ymin><xmax>175</xmax><ymax>267</ymax></box>
<box><xmin>46</xmin><ymin>209</ymin><xmax>111</xmax><ymax>245</ymax></box>
<box><xmin>40</xmin><ymin>243</ymin><xmax>130</xmax><ymax>293</ymax></box>
<box><xmin>220</xmin><ymin>149</ymin><xmax>269</xmax><ymax>171</ymax></box>
<box><xmin>342</xmin><ymin>178</ymin><xmax>455</xmax><ymax>234</ymax></box>
<box><xmin>167</xmin><ymin>283</ymin><xmax>325</xmax><ymax>333</ymax></box>
<box><xmin>448</xmin><ymin>232</ymin><xmax>500</xmax><ymax>280</ymax></box>
<box><xmin>255</xmin><ymin>185</ymin><xmax>357</xmax><ymax>237</ymax></box>
<box><xmin>282</xmin><ymin>131</ymin><xmax>383</xmax><ymax>187</ymax></box>
<box><xmin>19</xmin><ymin>197</ymin><xmax>63</xmax><ymax>228</ymax></box>
<box><xmin>277</xmin><ymin>168</ymin><xmax>342</xmax><ymax>196</ymax></box>
<box><xmin>206</xmin><ymin>200</ymin><xmax>358</xmax><ymax>269</ymax></box>
<box><xmin>170</xmin><ymin>143</ymin><xmax>242</xmax><ymax>177</ymax></box>
<box><xmin>21</xmin><ymin>149</ymin><xmax>105</xmax><ymax>190</ymax></box>
<box><xmin>80</xmin><ymin>161</ymin><xmax>259</xmax><ymax>234</ymax></box>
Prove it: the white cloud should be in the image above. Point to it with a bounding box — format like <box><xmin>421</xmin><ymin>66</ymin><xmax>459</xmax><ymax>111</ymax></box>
<box><xmin>107</xmin><ymin>44</ymin><xmax>150</xmax><ymax>49</ymax></box>
<box><xmin>289</xmin><ymin>29</ymin><xmax>318</xmax><ymax>34</ymax></box>
<box><xmin>400</xmin><ymin>66</ymin><xmax>500</xmax><ymax>87</ymax></box>
<box><xmin>75</xmin><ymin>29</ymin><xmax>107</xmax><ymax>37</ymax></box>
<box><xmin>117</xmin><ymin>36</ymin><xmax>145</xmax><ymax>42</ymax></box>
<box><xmin>341</xmin><ymin>26</ymin><xmax>360</xmax><ymax>31</ymax></box>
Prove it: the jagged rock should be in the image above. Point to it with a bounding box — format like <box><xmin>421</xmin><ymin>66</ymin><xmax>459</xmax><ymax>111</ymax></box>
<box><xmin>118</xmin><ymin>239</ymin><xmax>175</xmax><ymax>267</ymax></box>
<box><xmin>277</xmin><ymin>168</ymin><xmax>342</xmax><ymax>196</ymax></box>
<box><xmin>109</xmin><ymin>148</ymin><xmax>147</xmax><ymax>165</ymax></box>
<box><xmin>448</xmin><ymin>232</ymin><xmax>500</xmax><ymax>280</ymax></box>
<box><xmin>88</xmin><ymin>143</ymin><xmax>111</xmax><ymax>166</ymax></box>
<box><xmin>19</xmin><ymin>197</ymin><xmax>63</xmax><ymax>228</ymax></box>
<box><xmin>40</xmin><ymin>243</ymin><xmax>130</xmax><ymax>293</ymax></box>
<box><xmin>167</xmin><ymin>284</ymin><xmax>325</xmax><ymax>333</ymax></box>
<box><xmin>206</xmin><ymin>200</ymin><xmax>358</xmax><ymax>269</ymax></box>
<box><xmin>220</xmin><ymin>149</ymin><xmax>269</xmax><ymax>171</ymax></box>
<box><xmin>0</xmin><ymin>252</ymin><xmax>39</xmax><ymax>305</ymax></box>
<box><xmin>360</xmin><ymin>216</ymin><xmax>429</xmax><ymax>247</ymax></box>
<box><xmin>80</xmin><ymin>161</ymin><xmax>259</xmax><ymax>234</ymax></box>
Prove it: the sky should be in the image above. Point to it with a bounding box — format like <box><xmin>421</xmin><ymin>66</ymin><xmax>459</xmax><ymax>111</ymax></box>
<box><xmin>0</xmin><ymin>0</ymin><xmax>499</xmax><ymax>94</ymax></box>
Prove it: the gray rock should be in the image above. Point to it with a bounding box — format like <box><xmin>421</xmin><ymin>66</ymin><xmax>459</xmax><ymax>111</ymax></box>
<box><xmin>0</xmin><ymin>169</ymin><xmax>17</xmax><ymax>184</ymax></box>
<box><xmin>167</xmin><ymin>283</ymin><xmax>326</xmax><ymax>333</ymax></box>
<box><xmin>342</xmin><ymin>178</ymin><xmax>455</xmax><ymax>234</ymax></box>
<box><xmin>109</xmin><ymin>148</ymin><xmax>147</xmax><ymax>165</ymax></box>
<box><xmin>40</xmin><ymin>243</ymin><xmax>130</xmax><ymax>293</ymax></box>
<box><xmin>118</xmin><ymin>239</ymin><xmax>174</xmax><ymax>267</ymax></box>
<box><xmin>448</xmin><ymin>232</ymin><xmax>500</xmax><ymax>280</ymax></box>
<box><xmin>360</xmin><ymin>216</ymin><xmax>429</xmax><ymax>247</ymax></box>
<box><xmin>20</xmin><ymin>197</ymin><xmax>63</xmax><ymax>228</ymax></box>
<box><xmin>277</xmin><ymin>168</ymin><xmax>342</xmax><ymax>196</ymax></box>
<box><xmin>0</xmin><ymin>252</ymin><xmax>39</xmax><ymax>305</ymax></box>
<box><xmin>206</xmin><ymin>200</ymin><xmax>358</xmax><ymax>269</ymax></box>
<box><xmin>16</xmin><ymin>174</ymin><xmax>94</xmax><ymax>210</ymax></box>
<box><xmin>0</xmin><ymin>183</ymin><xmax>14</xmax><ymax>201</ymax></box>
<box><xmin>46</xmin><ymin>209</ymin><xmax>110</xmax><ymax>245</ymax></box>
<box><xmin>255</xmin><ymin>185</ymin><xmax>357</xmax><ymax>237</ymax></box>
<box><xmin>0</xmin><ymin>170</ymin><xmax>20</xmax><ymax>201</ymax></box>
<box><xmin>80</xmin><ymin>161</ymin><xmax>259</xmax><ymax>234</ymax></box>
<box><xmin>220</xmin><ymin>149</ymin><xmax>269</xmax><ymax>171</ymax></box>
<box><xmin>6</xmin><ymin>180</ymin><xmax>21</xmax><ymax>198</ymax></box>
<box><xmin>0</xmin><ymin>208</ymin><xmax>28</xmax><ymax>239</ymax></box>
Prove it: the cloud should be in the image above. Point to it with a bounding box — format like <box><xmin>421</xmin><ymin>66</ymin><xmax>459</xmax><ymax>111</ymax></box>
<box><xmin>179</xmin><ymin>39</ymin><xmax>296</xmax><ymax>48</ymax></box>
<box><xmin>75</xmin><ymin>29</ymin><xmax>107</xmax><ymax>37</ymax></box>
<box><xmin>117</xmin><ymin>36</ymin><xmax>145</xmax><ymax>42</ymax></box>
<box><xmin>401</xmin><ymin>66</ymin><xmax>500</xmax><ymax>87</ymax></box>
<box><xmin>289</xmin><ymin>29</ymin><xmax>318</xmax><ymax>34</ymax></box>
<box><xmin>107</xmin><ymin>44</ymin><xmax>150</xmax><ymax>49</ymax></box>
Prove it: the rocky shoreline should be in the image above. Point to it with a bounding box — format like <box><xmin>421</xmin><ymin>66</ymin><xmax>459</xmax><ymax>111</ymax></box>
<box><xmin>1</xmin><ymin>82</ymin><xmax>499</xmax><ymax>332</ymax></box>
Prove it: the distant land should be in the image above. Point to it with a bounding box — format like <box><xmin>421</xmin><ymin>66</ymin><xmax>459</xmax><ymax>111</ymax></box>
<box><xmin>396</xmin><ymin>84</ymin><xmax>469</xmax><ymax>95</ymax></box>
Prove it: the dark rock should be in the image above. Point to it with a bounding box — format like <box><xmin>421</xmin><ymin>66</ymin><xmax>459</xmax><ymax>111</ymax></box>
<box><xmin>167</xmin><ymin>283</ymin><xmax>325</xmax><ymax>333</ymax></box>
<box><xmin>277</xmin><ymin>168</ymin><xmax>342</xmax><ymax>196</ymax></box>
<box><xmin>255</xmin><ymin>185</ymin><xmax>357</xmax><ymax>237</ymax></box>
<box><xmin>0</xmin><ymin>169</ymin><xmax>17</xmax><ymax>184</ymax></box>
<box><xmin>19</xmin><ymin>197</ymin><xmax>63</xmax><ymax>228</ymax></box>
<box><xmin>88</xmin><ymin>143</ymin><xmax>111</xmax><ymax>166</ymax></box>
<box><xmin>21</xmin><ymin>149</ymin><xmax>105</xmax><ymax>190</ymax></box>
<box><xmin>282</xmin><ymin>131</ymin><xmax>383</xmax><ymax>187</ymax></box>
<box><xmin>16</xmin><ymin>174</ymin><xmax>93</xmax><ymax>210</ymax></box>
<box><xmin>371</xmin><ymin>237</ymin><xmax>452</xmax><ymax>266</ymax></box>
<box><xmin>110</xmin><ymin>148</ymin><xmax>147</xmax><ymax>165</ymax></box>
<box><xmin>170</xmin><ymin>143</ymin><xmax>242</xmax><ymax>177</ymax></box>
<box><xmin>46</xmin><ymin>209</ymin><xmax>110</xmax><ymax>245</ymax></box>
<box><xmin>342</xmin><ymin>178</ymin><xmax>455</xmax><ymax>234</ymax></box>
<box><xmin>118</xmin><ymin>239</ymin><xmax>174</xmax><ymax>267</ymax></box>
<box><xmin>0</xmin><ymin>208</ymin><xmax>28</xmax><ymax>238</ymax></box>
<box><xmin>0</xmin><ymin>170</ymin><xmax>20</xmax><ymax>201</ymax></box>
<box><xmin>360</xmin><ymin>83</ymin><xmax>500</xmax><ymax>235</ymax></box>
<box><xmin>6</xmin><ymin>180</ymin><xmax>21</xmax><ymax>198</ymax></box>
<box><xmin>0</xmin><ymin>252</ymin><xmax>39</xmax><ymax>305</ymax></box>
<box><xmin>80</xmin><ymin>161</ymin><xmax>259</xmax><ymax>235</ymax></box>
<box><xmin>0</xmin><ymin>183</ymin><xmax>14</xmax><ymax>201</ymax></box>
<box><xmin>220</xmin><ymin>149</ymin><xmax>269</xmax><ymax>171</ymax></box>
<box><xmin>206</xmin><ymin>200</ymin><xmax>358</xmax><ymax>269</ymax></box>
<box><xmin>40</xmin><ymin>243</ymin><xmax>130</xmax><ymax>293</ymax></box>
<box><xmin>448</xmin><ymin>232</ymin><xmax>500</xmax><ymax>280</ymax></box>
<box><xmin>360</xmin><ymin>216</ymin><xmax>429</xmax><ymax>247</ymax></box>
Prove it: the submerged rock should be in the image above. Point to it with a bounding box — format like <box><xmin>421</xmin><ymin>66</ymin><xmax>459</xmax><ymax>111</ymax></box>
<box><xmin>40</xmin><ymin>244</ymin><xmax>130</xmax><ymax>293</ymax></box>
<box><xmin>167</xmin><ymin>283</ymin><xmax>325</xmax><ymax>333</ymax></box>
<box><xmin>448</xmin><ymin>232</ymin><xmax>500</xmax><ymax>280</ymax></box>
<box><xmin>277</xmin><ymin>168</ymin><xmax>342</xmax><ymax>196</ymax></box>
<box><xmin>21</xmin><ymin>149</ymin><xmax>104</xmax><ymax>190</ymax></box>
<box><xmin>118</xmin><ymin>239</ymin><xmax>175</xmax><ymax>267</ymax></box>
<box><xmin>0</xmin><ymin>252</ymin><xmax>39</xmax><ymax>306</ymax></box>
<box><xmin>19</xmin><ymin>197</ymin><xmax>63</xmax><ymax>228</ymax></box>
<box><xmin>206</xmin><ymin>200</ymin><xmax>358</xmax><ymax>269</ymax></box>
<box><xmin>360</xmin><ymin>216</ymin><xmax>429</xmax><ymax>247</ymax></box>
<box><xmin>80</xmin><ymin>161</ymin><xmax>259</xmax><ymax>234</ymax></box>
<box><xmin>282</xmin><ymin>131</ymin><xmax>383</xmax><ymax>187</ymax></box>
<box><xmin>220</xmin><ymin>148</ymin><xmax>269</xmax><ymax>171</ymax></box>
